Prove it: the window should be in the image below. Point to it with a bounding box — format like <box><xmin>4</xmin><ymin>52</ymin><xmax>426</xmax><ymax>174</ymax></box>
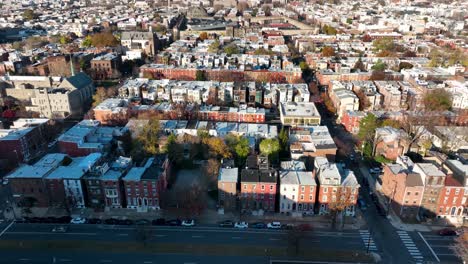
<box><xmin>446</xmin><ymin>189</ymin><xmax>450</xmax><ymax>195</ymax></box>
<box><xmin>415</xmin><ymin>192</ymin><xmax>419</xmax><ymax>196</ymax></box>
<box><xmin>283</xmin><ymin>195</ymin><xmax>286</xmax><ymax>199</ymax></box>
<box><xmin>301</xmin><ymin>186</ymin><xmax>305</xmax><ymax>192</ymax></box>
<box><xmin>405</xmin><ymin>200</ymin><xmax>409</xmax><ymax>204</ymax></box>
<box><xmin>261</xmin><ymin>185</ymin><xmax>265</xmax><ymax>190</ymax></box>
<box><xmin>252</xmin><ymin>184</ymin><xmax>256</xmax><ymax>190</ymax></box>
<box><xmin>284</xmin><ymin>187</ymin><xmax>287</xmax><ymax>191</ymax></box>
<box><xmin>453</xmin><ymin>197</ymin><xmax>458</xmax><ymax>204</ymax></box>
<box><xmin>455</xmin><ymin>189</ymin><xmax>460</xmax><ymax>195</ymax></box>
<box><xmin>322</xmin><ymin>195</ymin><xmax>328</xmax><ymax>202</ymax></box>
<box><xmin>301</xmin><ymin>195</ymin><xmax>304</xmax><ymax>200</ymax></box>
<box><xmin>243</xmin><ymin>184</ymin><xmax>247</xmax><ymax>190</ymax></box>
<box><xmin>310</xmin><ymin>186</ymin><xmax>314</xmax><ymax>192</ymax></box>
<box><xmin>323</xmin><ymin>187</ymin><xmax>328</xmax><ymax>193</ymax></box>
<box><xmin>333</xmin><ymin>188</ymin><xmax>337</xmax><ymax>193</ymax></box>
<box><xmin>270</xmin><ymin>185</ymin><xmax>273</xmax><ymax>191</ymax></box>
<box><xmin>270</xmin><ymin>194</ymin><xmax>273</xmax><ymax>200</ymax></box>
<box><xmin>309</xmin><ymin>195</ymin><xmax>313</xmax><ymax>200</ymax></box>
<box><xmin>292</xmin><ymin>195</ymin><xmax>295</xmax><ymax>200</ymax></box>
<box><xmin>407</xmin><ymin>192</ymin><xmax>411</xmax><ymax>195</ymax></box>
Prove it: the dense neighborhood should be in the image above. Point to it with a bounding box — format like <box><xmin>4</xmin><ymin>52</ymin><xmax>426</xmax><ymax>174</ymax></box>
<box><xmin>0</xmin><ymin>0</ymin><xmax>467</xmax><ymax>263</ymax></box>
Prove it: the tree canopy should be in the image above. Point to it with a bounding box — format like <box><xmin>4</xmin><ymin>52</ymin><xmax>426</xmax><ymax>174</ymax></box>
<box><xmin>371</xmin><ymin>59</ymin><xmax>387</xmax><ymax>71</ymax></box>
<box><xmin>223</xmin><ymin>44</ymin><xmax>239</xmax><ymax>55</ymax></box>
<box><xmin>259</xmin><ymin>138</ymin><xmax>280</xmax><ymax>160</ymax></box>
<box><xmin>138</xmin><ymin>120</ymin><xmax>160</xmax><ymax>156</ymax></box>
<box><xmin>322</xmin><ymin>46</ymin><xmax>335</xmax><ymax>57</ymax></box>
<box><xmin>423</xmin><ymin>89</ymin><xmax>452</xmax><ymax>111</ymax></box>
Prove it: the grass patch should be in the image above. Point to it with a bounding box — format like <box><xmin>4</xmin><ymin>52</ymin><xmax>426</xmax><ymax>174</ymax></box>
<box><xmin>0</xmin><ymin>240</ymin><xmax>375</xmax><ymax>262</ymax></box>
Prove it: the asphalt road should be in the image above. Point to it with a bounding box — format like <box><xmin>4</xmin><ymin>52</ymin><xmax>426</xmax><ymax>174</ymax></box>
<box><xmin>0</xmin><ymin>222</ymin><xmax>377</xmax><ymax>263</ymax></box>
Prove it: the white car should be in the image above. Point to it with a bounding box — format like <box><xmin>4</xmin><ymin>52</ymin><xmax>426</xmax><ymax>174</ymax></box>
<box><xmin>52</xmin><ymin>226</ymin><xmax>67</xmax><ymax>233</ymax></box>
<box><xmin>234</xmin><ymin>221</ymin><xmax>248</xmax><ymax>229</ymax></box>
<box><xmin>70</xmin><ymin>217</ymin><xmax>86</xmax><ymax>224</ymax></box>
<box><xmin>267</xmin><ymin>222</ymin><xmax>282</xmax><ymax>229</ymax></box>
<box><xmin>181</xmin><ymin>219</ymin><xmax>195</xmax><ymax>227</ymax></box>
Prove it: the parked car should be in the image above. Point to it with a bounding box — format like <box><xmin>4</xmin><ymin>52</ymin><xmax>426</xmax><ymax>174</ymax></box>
<box><xmin>369</xmin><ymin>168</ymin><xmax>381</xmax><ymax>174</ymax></box>
<box><xmin>52</xmin><ymin>226</ymin><xmax>68</xmax><ymax>233</ymax></box>
<box><xmin>135</xmin><ymin>219</ymin><xmax>150</xmax><ymax>225</ymax></box>
<box><xmin>234</xmin><ymin>222</ymin><xmax>248</xmax><ymax>229</ymax></box>
<box><xmin>182</xmin><ymin>219</ymin><xmax>195</xmax><ymax>227</ymax></box>
<box><xmin>152</xmin><ymin>218</ymin><xmax>166</xmax><ymax>226</ymax></box>
<box><xmin>267</xmin><ymin>222</ymin><xmax>282</xmax><ymax>229</ymax></box>
<box><xmin>119</xmin><ymin>219</ymin><xmax>134</xmax><ymax>225</ymax></box>
<box><xmin>87</xmin><ymin>218</ymin><xmax>102</xmax><ymax>224</ymax></box>
<box><xmin>250</xmin><ymin>222</ymin><xmax>266</xmax><ymax>229</ymax></box>
<box><xmin>303</xmin><ymin>211</ymin><xmax>314</xmax><ymax>216</ymax></box>
<box><xmin>70</xmin><ymin>217</ymin><xmax>86</xmax><ymax>224</ymax></box>
<box><xmin>438</xmin><ymin>228</ymin><xmax>459</xmax><ymax>236</ymax></box>
<box><xmin>219</xmin><ymin>220</ymin><xmax>234</xmax><ymax>227</ymax></box>
<box><xmin>281</xmin><ymin>223</ymin><xmax>295</xmax><ymax>230</ymax></box>
<box><xmin>167</xmin><ymin>219</ymin><xmax>181</xmax><ymax>226</ymax></box>
<box><xmin>104</xmin><ymin>218</ymin><xmax>119</xmax><ymax>225</ymax></box>
<box><xmin>2</xmin><ymin>179</ymin><xmax>8</xmax><ymax>186</ymax></box>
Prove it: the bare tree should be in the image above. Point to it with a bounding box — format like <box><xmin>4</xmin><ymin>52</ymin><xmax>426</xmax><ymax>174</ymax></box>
<box><xmin>287</xmin><ymin>223</ymin><xmax>312</xmax><ymax>256</ymax></box>
<box><xmin>135</xmin><ymin>225</ymin><xmax>154</xmax><ymax>247</ymax></box>
<box><xmin>452</xmin><ymin>231</ymin><xmax>468</xmax><ymax>263</ymax></box>
<box><xmin>176</xmin><ymin>184</ymin><xmax>206</xmax><ymax>218</ymax></box>
<box><xmin>328</xmin><ymin>188</ymin><xmax>356</xmax><ymax>230</ymax></box>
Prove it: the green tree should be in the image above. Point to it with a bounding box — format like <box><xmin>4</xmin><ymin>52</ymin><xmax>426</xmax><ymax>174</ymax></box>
<box><xmin>81</xmin><ymin>36</ymin><xmax>92</xmax><ymax>48</ymax></box>
<box><xmin>357</xmin><ymin>113</ymin><xmax>379</xmax><ymax>143</ymax></box>
<box><xmin>208</xmin><ymin>40</ymin><xmax>220</xmax><ymax>53</ymax></box>
<box><xmin>195</xmin><ymin>70</ymin><xmax>206</xmax><ymax>81</ymax></box>
<box><xmin>234</xmin><ymin>137</ymin><xmax>250</xmax><ymax>161</ymax></box>
<box><xmin>372</xmin><ymin>37</ymin><xmax>395</xmax><ymax>52</ymax></box>
<box><xmin>138</xmin><ymin>120</ymin><xmax>160</xmax><ymax>155</ymax></box>
<box><xmin>346</xmin><ymin>18</ymin><xmax>353</xmax><ymax>24</ymax></box>
<box><xmin>59</xmin><ymin>35</ymin><xmax>71</xmax><ymax>45</ymax></box>
<box><xmin>423</xmin><ymin>89</ymin><xmax>452</xmax><ymax>111</ymax></box>
<box><xmin>165</xmin><ymin>133</ymin><xmax>184</xmax><ymax>165</ymax></box>
<box><xmin>254</xmin><ymin>48</ymin><xmax>274</xmax><ymax>55</ymax></box>
<box><xmin>398</xmin><ymin>62</ymin><xmax>413</xmax><ymax>71</ymax></box>
<box><xmin>279</xmin><ymin>127</ymin><xmax>289</xmax><ymax>152</ymax></box>
<box><xmin>322</xmin><ymin>25</ymin><xmax>337</xmax><ymax>35</ymax></box>
<box><xmin>259</xmin><ymin>138</ymin><xmax>280</xmax><ymax>160</ymax></box>
<box><xmin>23</xmin><ymin>9</ymin><xmax>37</xmax><ymax>21</ymax></box>
<box><xmin>371</xmin><ymin>59</ymin><xmax>387</xmax><ymax>71</ymax></box>
<box><xmin>90</xmin><ymin>32</ymin><xmax>119</xmax><ymax>48</ymax></box>
<box><xmin>223</xmin><ymin>44</ymin><xmax>239</xmax><ymax>55</ymax></box>
<box><xmin>206</xmin><ymin>137</ymin><xmax>232</xmax><ymax>159</ymax></box>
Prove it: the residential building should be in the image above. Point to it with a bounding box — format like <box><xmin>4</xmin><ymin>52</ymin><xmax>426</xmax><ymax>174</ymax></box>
<box><xmin>240</xmin><ymin>155</ymin><xmax>278</xmax><ymax>213</ymax></box>
<box><xmin>218</xmin><ymin>165</ymin><xmax>239</xmax><ymax>212</ymax></box>
<box><xmin>93</xmin><ymin>98</ymin><xmax>129</xmax><ymax>126</ymax></box>
<box><xmin>123</xmin><ymin>155</ymin><xmax>170</xmax><ymax>212</ymax></box>
<box><xmin>437</xmin><ymin>176</ymin><xmax>467</xmax><ymax>219</ymax></box>
<box><xmin>289</xmin><ymin>126</ymin><xmax>337</xmax><ymax>161</ymax></box>
<box><xmin>102</xmin><ymin>156</ymin><xmax>133</xmax><ymax>209</ymax></box>
<box><xmin>6</xmin><ymin>154</ymin><xmax>68</xmax><ymax>207</ymax></box>
<box><xmin>314</xmin><ymin>157</ymin><xmax>359</xmax><ymax>216</ymax></box>
<box><xmin>279</xmin><ymin>160</ymin><xmax>316</xmax><ymax>215</ymax></box>
<box><xmin>0</xmin><ymin>118</ymin><xmax>49</xmax><ymax>168</ymax></box>
<box><xmin>90</xmin><ymin>53</ymin><xmax>121</xmax><ymax>80</ymax></box>
<box><xmin>374</xmin><ymin>126</ymin><xmax>409</xmax><ymax>160</ymax></box>
<box><xmin>121</xmin><ymin>31</ymin><xmax>160</xmax><ymax>57</ymax></box>
<box><xmin>413</xmin><ymin>163</ymin><xmax>446</xmax><ymax>218</ymax></box>
<box><xmin>279</xmin><ymin>102</ymin><xmax>321</xmax><ymax>127</ymax></box>
<box><xmin>381</xmin><ymin>163</ymin><xmax>424</xmax><ymax>220</ymax></box>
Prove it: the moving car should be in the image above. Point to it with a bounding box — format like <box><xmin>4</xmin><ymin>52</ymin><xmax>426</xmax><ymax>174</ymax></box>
<box><xmin>234</xmin><ymin>222</ymin><xmax>248</xmax><ymax>229</ymax></box>
<box><xmin>70</xmin><ymin>217</ymin><xmax>86</xmax><ymax>224</ymax></box>
<box><xmin>438</xmin><ymin>228</ymin><xmax>459</xmax><ymax>236</ymax></box>
<box><xmin>182</xmin><ymin>219</ymin><xmax>195</xmax><ymax>227</ymax></box>
<box><xmin>267</xmin><ymin>222</ymin><xmax>282</xmax><ymax>229</ymax></box>
<box><xmin>219</xmin><ymin>220</ymin><xmax>234</xmax><ymax>227</ymax></box>
<box><xmin>135</xmin><ymin>219</ymin><xmax>150</xmax><ymax>225</ymax></box>
<box><xmin>52</xmin><ymin>226</ymin><xmax>67</xmax><ymax>233</ymax></box>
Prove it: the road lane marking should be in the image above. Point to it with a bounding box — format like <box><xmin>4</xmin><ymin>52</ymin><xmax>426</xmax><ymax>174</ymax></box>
<box><xmin>117</xmin><ymin>233</ymin><xmax>128</xmax><ymax>236</ymax></box>
<box><xmin>192</xmin><ymin>235</ymin><xmax>204</xmax><ymax>238</ymax></box>
<box><xmin>6</xmin><ymin>231</ymin><xmax>97</xmax><ymax>235</ymax></box>
<box><xmin>18</xmin><ymin>259</ymin><xmax>30</xmax><ymax>261</ymax></box>
<box><xmin>59</xmin><ymin>259</ymin><xmax>72</xmax><ymax>262</ymax></box>
<box><xmin>232</xmin><ymin>236</ymin><xmax>241</xmax><ymax>239</ymax></box>
<box><xmin>418</xmin><ymin>232</ymin><xmax>440</xmax><ymax>263</ymax></box>
<box><xmin>143</xmin><ymin>262</ymin><xmax>153</xmax><ymax>264</ymax></box>
<box><xmin>0</xmin><ymin>221</ymin><xmax>14</xmax><ymax>238</ymax></box>
<box><xmin>154</xmin><ymin>234</ymin><xmax>167</xmax><ymax>237</ymax></box>
<box><xmin>269</xmin><ymin>238</ymin><xmax>280</xmax><ymax>241</ymax></box>
<box><xmin>100</xmin><ymin>260</ymin><xmax>112</xmax><ymax>263</ymax></box>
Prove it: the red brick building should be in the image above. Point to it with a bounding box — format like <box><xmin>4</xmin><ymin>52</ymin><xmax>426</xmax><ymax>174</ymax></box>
<box><xmin>437</xmin><ymin>176</ymin><xmax>468</xmax><ymax>218</ymax></box>
<box><xmin>340</xmin><ymin>111</ymin><xmax>366</xmax><ymax>134</ymax></box>
<box><xmin>240</xmin><ymin>155</ymin><xmax>278</xmax><ymax>213</ymax></box>
<box><xmin>123</xmin><ymin>155</ymin><xmax>170</xmax><ymax>212</ymax></box>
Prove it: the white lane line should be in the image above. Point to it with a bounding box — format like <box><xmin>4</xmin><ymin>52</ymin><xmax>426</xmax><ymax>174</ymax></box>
<box><xmin>0</xmin><ymin>221</ymin><xmax>15</xmax><ymax>238</ymax></box>
<box><xmin>269</xmin><ymin>238</ymin><xmax>280</xmax><ymax>241</ymax></box>
<box><xmin>418</xmin><ymin>232</ymin><xmax>440</xmax><ymax>263</ymax></box>
<box><xmin>232</xmin><ymin>236</ymin><xmax>241</xmax><ymax>239</ymax></box>
<box><xmin>59</xmin><ymin>259</ymin><xmax>72</xmax><ymax>262</ymax></box>
<box><xmin>7</xmin><ymin>231</ymin><xmax>97</xmax><ymax>235</ymax></box>
<box><xmin>154</xmin><ymin>234</ymin><xmax>167</xmax><ymax>237</ymax></box>
<box><xmin>100</xmin><ymin>260</ymin><xmax>112</xmax><ymax>263</ymax></box>
<box><xmin>18</xmin><ymin>259</ymin><xmax>30</xmax><ymax>261</ymax></box>
<box><xmin>117</xmin><ymin>233</ymin><xmax>128</xmax><ymax>236</ymax></box>
<box><xmin>143</xmin><ymin>262</ymin><xmax>153</xmax><ymax>264</ymax></box>
<box><xmin>192</xmin><ymin>235</ymin><xmax>204</xmax><ymax>238</ymax></box>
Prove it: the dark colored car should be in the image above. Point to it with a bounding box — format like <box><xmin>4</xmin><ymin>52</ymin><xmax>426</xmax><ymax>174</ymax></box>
<box><xmin>167</xmin><ymin>219</ymin><xmax>181</xmax><ymax>226</ymax></box>
<box><xmin>438</xmin><ymin>228</ymin><xmax>459</xmax><ymax>236</ymax></box>
<box><xmin>281</xmin><ymin>224</ymin><xmax>295</xmax><ymax>230</ymax></box>
<box><xmin>104</xmin><ymin>218</ymin><xmax>119</xmax><ymax>225</ymax></box>
<box><xmin>152</xmin><ymin>218</ymin><xmax>166</xmax><ymax>226</ymax></box>
<box><xmin>119</xmin><ymin>219</ymin><xmax>133</xmax><ymax>225</ymax></box>
<box><xmin>135</xmin><ymin>219</ymin><xmax>150</xmax><ymax>225</ymax></box>
<box><xmin>218</xmin><ymin>220</ymin><xmax>234</xmax><ymax>227</ymax></box>
<box><xmin>87</xmin><ymin>218</ymin><xmax>103</xmax><ymax>224</ymax></box>
<box><xmin>57</xmin><ymin>216</ymin><xmax>72</xmax><ymax>224</ymax></box>
<box><xmin>250</xmin><ymin>222</ymin><xmax>266</xmax><ymax>229</ymax></box>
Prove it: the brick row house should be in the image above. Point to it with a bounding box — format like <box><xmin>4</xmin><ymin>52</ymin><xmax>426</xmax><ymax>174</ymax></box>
<box><xmin>381</xmin><ymin>156</ymin><xmax>468</xmax><ymax>221</ymax></box>
<box><xmin>279</xmin><ymin>161</ymin><xmax>316</xmax><ymax>215</ymax></box>
<box><xmin>6</xmin><ymin>153</ymin><xmax>171</xmax><ymax>212</ymax></box>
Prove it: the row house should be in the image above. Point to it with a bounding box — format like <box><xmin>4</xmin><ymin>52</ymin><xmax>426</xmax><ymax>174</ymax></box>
<box><xmin>58</xmin><ymin>120</ymin><xmax>122</xmax><ymax>157</ymax></box>
<box><xmin>123</xmin><ymin>155</ymin><xmax>170</xmax><ymax>212</ymax></box>
<box><xmin>240</xmin><ymin>155</ymin><xmax>278</xmax><ymax>213</ymax></box>
<box><xmin>289</xmin><ymin>126</ymin><xmax>337</xmax><ymax>161</ymax></box>
<box><xmin>0</xmin><ymin>118</ymin><xmax>50</xmax><ymax>170</ymax></box>
<box><xmin>413</xmin><ymin>163</ymin><xmax>446</xmax><ymax>218</ymax></box>
<box><xmin>328</xmin><ymin>82</ymin><xmax>360</xmax><ymax>121</ymax></box>
<box><xmin>218</xmin><ymin>164</ymin><xmax>239</xmax><ymax>212</ymax></box>
<box><xmin>374</xmin><ymin>81</ymin><xmax>402</xmax><ymax>111</ymax></box>
<box><xmin>314</xmin><ymin>157</ymin><xmax>360</xmax><ymax>216</ymax></box>
<box><xmin>340</xmin><ymin>111</ymin><xmax>367</xmax><ymax>134</ymax></box>
<box><xmin>279</xmin><ymin>161</ymin><xmax>316</xmax><ymax>215</ymax></box>
<box><xmin>90</xmin><ymin>53</ymin><xmax>121</xmax><ymax>80</ymax></box>
<box><xmin>351</xmin><ymin>81</ymin><xmax>382</xmax><ymax>111</ymax></box>
<box><xmin>197</xmin><ymin>105</ymin><xmax>266</xmax><ymax>124</ymax></box>
<box><xmin>374</xmin><ymin>126</ymin><xmax>410</xmax><ymax>160</ymax></box>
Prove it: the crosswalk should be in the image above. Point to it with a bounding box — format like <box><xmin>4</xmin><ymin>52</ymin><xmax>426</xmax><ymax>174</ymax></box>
<box><xmin>359</xmin><ymin>230</ymin><xmax>378</xmax><ymax>252</ymax></box>
<box><xmin>397</xmin><ymin>230</ymin><xmax>423</xmax><ymax>263</ymax></box>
